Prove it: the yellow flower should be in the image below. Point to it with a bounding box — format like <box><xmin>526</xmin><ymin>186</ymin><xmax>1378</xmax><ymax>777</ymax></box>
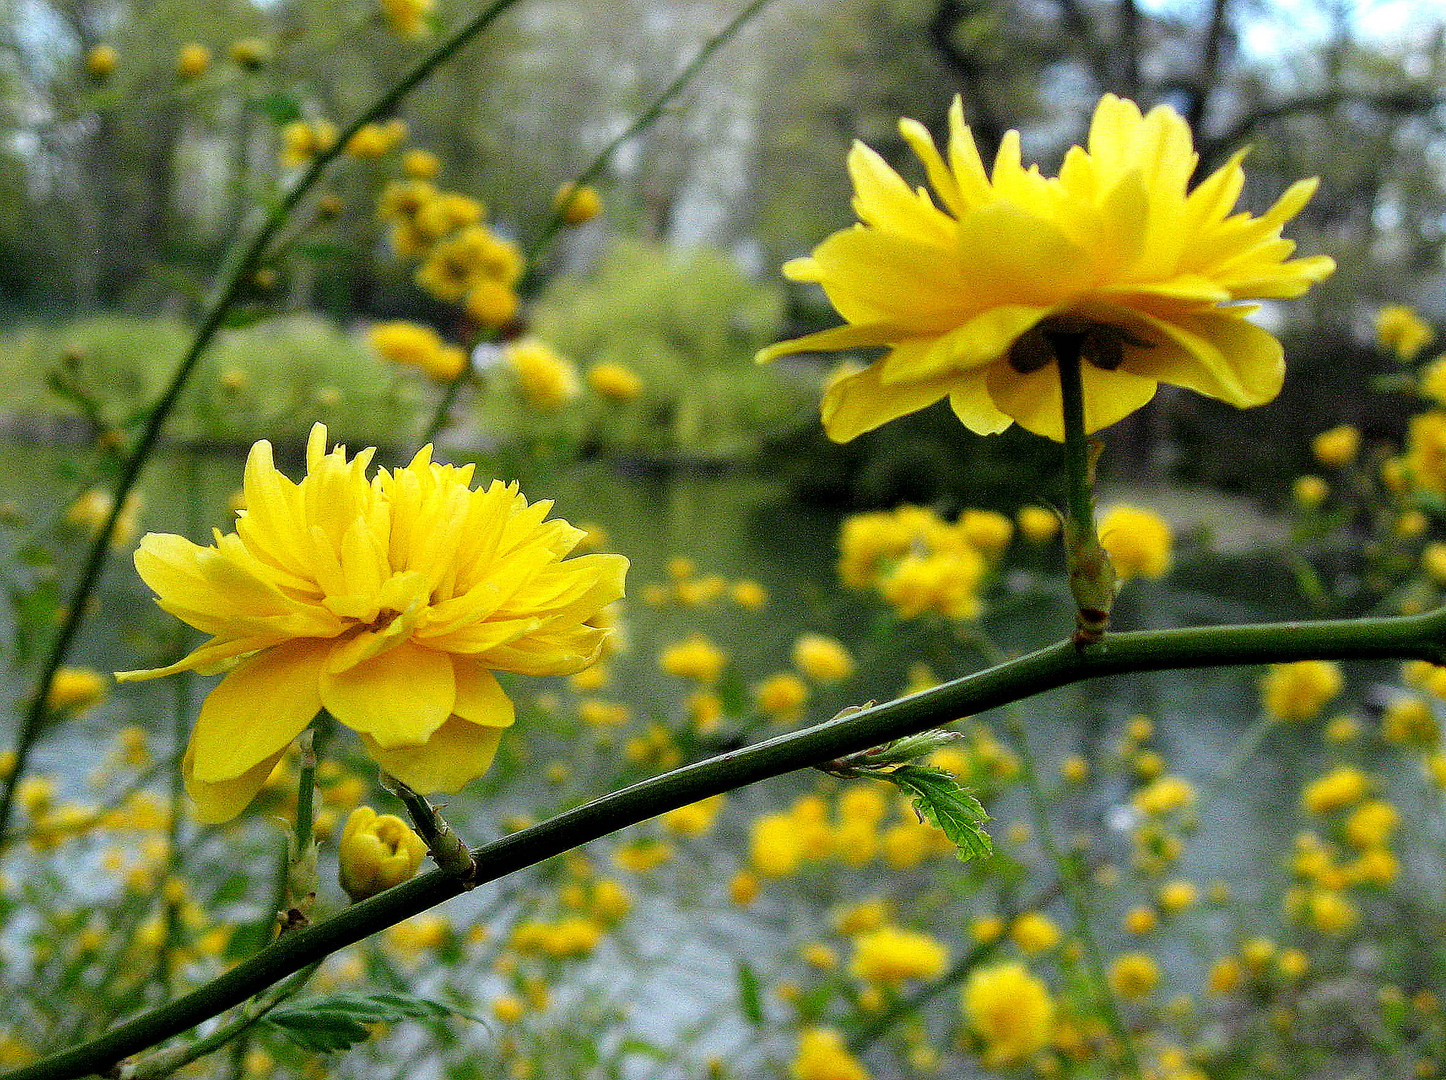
<box><xmin>116</xmin><ymin>424</ymin><xmax>627</xmax><ymax>823</ymax></box>
<box><xmin>1376</xmin><ymin>305</ymin><xmax>1433</xmax><ymax>361</ymax></box>
<box><xmin>1016</xmin><ymin>504</ymin><xmax>1060</xmax><ymax>544</ymax></box>
<box><xmin>1294</xmin><ymin>474</ymin><xmax>1329</xmax><ymax>509</ymax></box>
<box><xmin>659</xmin><ymin>634</ymin><xmax>727</xmax><ymax>685</ymax></box>
<box><xmin>175</xmin><ymin>44</ymin><xmax>211</xmax><ymax>80</ymax></box>
<box><xmin>1312</xmin><ymin>424</ymin><xmax>1361</xmax><ymax>469</ymax></box>
<box><xmin>1133</xmin><ymin>775</ymin><xmax>1196</xmax><ymax>816</ymax></box>
<box><xmin>792</xmin><ymin>633</ymin><xmax>854</xmax><ymax>683</ymax></box>
<box><xmin>554</xmin><ymin>182</ymin><xmax>603</xmax><ymax>226</ymax></box>
<box><xmin>228</xmin><ymin>38</ymin><xmax>271</xmax><ymax>70</ymax></box>
<box><xmin>1261</xmin><ymin>659</ymin><xmax>1343</xmax><ymax>722</ymax></box>
<box><xmin>380</xmin><ymin>0</ymin><xmax>433</xmax><ymax>37</ymax></box>
<box><xmin>660</xmin><ymin>794</ymin><xmax>725</xmax><ymax>837</ymax></box>
<box><xmin>754</xmin><ymin>671</ymin><xmax>810</xmax><ymax>722</ymax></box>
<box><xmin>963</xmin><ymin>961</ymin><xmax>1055</xmax><ymax>1067</ymax></box>
<box><xmin>1418</xmin><ymin>354</ymin><xmax>1446</xmax><ymax>405</ymax></box>
<box><xmin>505</xmin><ymin>339</ymin><xmax>580</xmax><ymax>411</ymax></box>
<box><xmin>790</xmin><ymin>1027</ymin><xmax>869</xmax><ymax>1080</ymax></box>
<box><xmin>1010</xmin><ymin>911</ymin><xmax>1060</xmax><ymax>953</ymax></box>
<box><xmin>1382</xmin><ymin>695</ymin><xmax>1439</xmax><ymax>747</ymax></box>
<box><xmin>345</xmin><ymin>121</ymin><xmax>407</xmax><ymax>159</ymax></box>
<box><xmin>1343</xmin><ymin>799</ymin><xmax>1399</xmax><ymax>849</ymax></box>
<box><xmin>1207</xmin><ymin>955</ymin><xmax>1243</xmax><ymax>994</ymax></box>
<box><xmin>85</xmin><ymin>45</ymin><xmax>118</xmax><ymax>79</ymax></box>
<box><xmin>1302</xmin><ymin>766</ymin><xmax>1370</xmax><ymax>813</ymax></box>
<box><xmin>1158</xmin><ymin>878</ymin><xmax>1197</xmax><ymax>913</ymax></box>
<box><xmin>402</xmin><ymin>149</ymin><xmax>441</xmax><ymax>179</ymax></box>
<box><xmin>1098</xmin><ymin>503</ymin><xmax>1172</xmax><ymax>580</ymax></box>
<box><xmin>337</xmin><ymin>806</ymin><xmax>428</xmax><ymax>901</ymax></box>
<box><xmin>849</xmin><ymin>925</ymin><xmax>949</xmax><ymax>985</ymax></box>
<box><xmin>586</xmin><ymin>361</ymin><xmax>644</xmax><ymax>403</ymax></box>
<box><xmin>67</xmin><ymin>488</ymin><xmax>141</xmax><ymax>548</ymax></box>
<box><xmin>758</xmin><ymin>94</ymin><xmax>1333</xmax><ymax>442</ymax></box>
<box><xmin>1108</xmin><ymin>951</ymin><xmax>1161</xmax><ymax>1000</ymax></box>
<box><xmin>367</xmin><ymin>321</ymin><xmax>467</xmax><ymax>381</ymax></box>
<box><xmin>46</xmin><ymin>667</ymin><xmax>107</xmax><ymax>715</ymax></box>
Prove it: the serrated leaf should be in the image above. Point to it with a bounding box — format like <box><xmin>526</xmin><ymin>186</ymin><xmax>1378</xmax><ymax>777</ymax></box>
<box><xmin>885</xmin><ymin>765</ymin><xmax>993</xmax><ymax>862</ymax></box>
<box><xmin>736</xmin><ymin>960</ymin><xmax>764</xmax><ymax>1026</ymax></box>
<box><xmin>263</xmin><ymin>992</ymin><xmax>481</xmax><ymax>1053</ymax></box>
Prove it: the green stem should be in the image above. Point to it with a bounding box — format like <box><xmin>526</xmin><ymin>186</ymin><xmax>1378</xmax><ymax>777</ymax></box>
<box><xmin>1004</xmin><ymin>711</ymin><xmax>1142</xmax><ymax>1078</ymax></box>
<box><xmin>0</xmin><ymin>0</ymin><xmax>534</xmax><ymax>853</ymax></box>
<box><xmin>11</xmin><ymin>606</ymin><xmax>1446</xmax><ymax>1080</ymax></box>
<box><xmin>1056</xmin><ymin>333</ymin><xmax>1094</xmax><ymax>537</ymax></box>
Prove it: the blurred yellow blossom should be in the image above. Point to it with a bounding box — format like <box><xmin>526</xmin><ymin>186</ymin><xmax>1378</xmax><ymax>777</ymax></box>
<box><xmin>381</xmin><ymin>0</ymin><xmax>433</xmax><ymax>37</ymax></box>
<box><xmin>1294</xmin><ymin>474</ymin><xmax>1329</xmax><ymax>509</ymax></box>
<box><xmin>175</xmin><ymin>44</ymin><xmax>211</xmax><ymax>80</ymax></box>
<box><xmin>554</xmin><ymin>182</ymin><xmax>603</xmax><ymax>226</ymax></box>
<box><xmin>227</xmin><ymin>38</ymin><xmax>270</xmax><ymax>70</ymax></box>
<box><xmin>754</xmin><ymin>672</ymin><xmax>810</xmax><ymax>722</ymax></box>
<box><xmin>1312</xmin><ymin>424</ymin><xmax>1361</xmax><ymax>468</ymax></box>
<box><xmin>1017</xmin><ymin>504</ymin><xmax>1060</xmax><ymax>543</ymax></box>
<box><xmin>85</xmin><ymin>44</ymin><xmax>118</xmax><ymax>79</ymax></box>
<box><xmin>117</xmin><ymin>424</ymin><xmax>626</xmax><ymax>822</ymax></box>
<box><xmin>1109</xmin><ymin>951</ymin><xmax>1161</xmax><ymax>999</ymax></box>
<box><xmin>505</xmin><ymin>339</ymin><xmax>581</xmax><ymax>411</ymax></box>
<box><xmin>792</xmin><ymin>633</ymin><xmax>854</xmax><ymax>683</ymax></box>
<box><xmin>586</xmin><ymin>362</ymin><xmax>644</xmax><ymax>403</ymax></box>
<box><xmin>1262</xmin><ymin>660</ymin><xmax>1343</xmax><ymax>721</ymax></box>
<box><xmin>367</xmin><ymin>321</ymin><xmax>467</xmax><ymax>381</ymax></box>
<box><xmin>659</xmin><ymin>635</ymin><xmax>727</xmax><ymax>684</ymax></box>
<box><xmin>849</xmin><ymin>926</ymin><xmax>948</xmax><ymax>985</ymax></box>
<box><xmin>1099</xmin><ymin>504</ymin><xmax>1172</xmax><ymax>580</ymax></box>
<box><xmin>963</xmin><ymin>962</ymin><xmax>1055</xmax><ymax>1067</ymax></box>
<box><xmin>1011</xmin><ymin>911</ymin><xmax>1060</xmax><ymax>953</ymax></box>
<box><xmin>790</xmin><ymin>1027</ymin><xmax>868</xmax><ymax>1080</ymax></box>
<box><xmin>1302</xmin><ymin>766</ymin><xmax>1370</xmax><ymax>813</ymax></box>
<box><xmin>45</xmin><ymin>667</ymin><xmax>106</xmax><ymax>715</ymax></box>
<box><xmin>1376</xmin><ymin>305</ymin><xmax>1433</xmax><ymax>361</ymax></box>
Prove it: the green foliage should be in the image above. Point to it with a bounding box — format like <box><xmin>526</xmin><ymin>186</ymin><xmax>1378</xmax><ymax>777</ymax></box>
<box><xmin>473</xmin><ymin>239</ymin><xmax>820</xmax><ymax>460</ymax></box>
<box><xmin>0</xmin><ymin>314</ymin><xmax>427</xmax><ymax>448</ymax></box>
<box><xmin>263</xmin><ymin>992</ymin><xmax>481</xmax><ymax>1054</ymax></box>
<box><xmin>883</xmin><ymin>764</ymin><xmax>993</xmax><ymax>862</ymax></box>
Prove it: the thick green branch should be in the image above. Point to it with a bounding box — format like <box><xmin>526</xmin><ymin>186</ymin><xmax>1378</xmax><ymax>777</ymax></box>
<box><xmin>11</xmin><ymin>606</ymin><xmax>1446</xmax><ymax>1080</ymax></box>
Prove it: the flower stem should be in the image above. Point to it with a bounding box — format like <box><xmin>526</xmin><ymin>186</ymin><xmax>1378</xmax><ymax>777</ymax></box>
<box><xmin>13</xmin><ymin>606</ymin><xmax>1446</xmax><ymax>1080</ymax></box>
<box><xmin>281</xmin><ymin>729</ymin><xmax>319</xmax><ymax>933</ymax></box>
<box><xmin>1055</xmin><ymin>332</ymin><xmax>1116</xmax><ymax>644</ymax></box>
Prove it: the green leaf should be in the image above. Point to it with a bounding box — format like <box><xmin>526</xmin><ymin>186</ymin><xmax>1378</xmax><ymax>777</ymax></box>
<box><xmin>884</xmin><ymin>765</ymin><xmax>993</xmax><ymax>862</ymax></box>
<box><xmin>250</xmin><ymin>92</ymin><xmax>302</xmax><ymax>125</ymax></box>
<box><xmin>262</xmin><ymin>992</ymin><xmax>482</xmax><ymax>1054</ymax></box>
<box><xmin>736</xmin><ymin>960</ymin><xmax>764</xmax><ymax>1026</ymax></box>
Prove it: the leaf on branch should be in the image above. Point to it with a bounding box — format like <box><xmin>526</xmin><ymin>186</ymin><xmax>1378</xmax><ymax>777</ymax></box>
<box><xmin>883</xmin><ymin>765</ymin><xmax>993</xmax><ymax>862</ymax></box>
<box><xmin>249</xmin><ymin>92</ymin><xmax>303</xmax><ymax>125</ymax></box>
<box><xmin>262</xmin><ymin>992</ymin><xmax>482</xmax><ymax>1054</ymax></box>
<box><xmin>736</xmin><ymin>960</ymin><xmax>765</xmax><ymax>1026</ymax></box>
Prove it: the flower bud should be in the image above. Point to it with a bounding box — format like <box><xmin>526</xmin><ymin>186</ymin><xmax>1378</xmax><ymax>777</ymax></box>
<box><xmin>337</xmin><ymin>806</ymin><xmax>428</xmax><ymax>902</ymax></box>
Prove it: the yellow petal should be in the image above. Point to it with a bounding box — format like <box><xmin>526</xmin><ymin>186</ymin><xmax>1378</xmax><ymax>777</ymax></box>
<box><xmin>947</xmin><ymin>369</ymin><xmax>1015</xmax><ymax>435</ymax></box>
<box><xmin>451</xmin><ymin>659</ymin><xmax>516</xmax><ymax>728</ymax></box>
<box><xmin>821</xmin><ymin>349</ymin><xmax>957</xmax><ymax>442</ymax></box>
<box><xmin>755</xmin><ymin>319</ymin><xmax>921</xmax><ymax>364</ymax></box>
<box><xmin>984</xmin><ymin>359</ymin><xmax>1158</xmax><ymax>441</ymax></box>
<box><xmin>360</xmin><ymin>718</ymin><xmax>506</xmax><ymax>794</ymax></box>
<box><xmin>184</xmin><ymin>740</ymin><xmax>287</xmax><ymax>825</ymax></box>
<box><xmin>189</xmin><ymin>640</ymin><xmax>324</xmax><ymax>783</ymax></box>
<box><xmin>884</xmin><ymin>305</ymin><xmax>1048</xmax><ymax>383</ymax></box>
<box><xmin>1125</xmin><ymin>311</ymin><xmax>1284</xmax><ymax>408</ymax></box>
<box><xmin>953</xmin><ymin>204</ymin><xmax>1093</xmax><ymax>308</ymax></box>
<box><xmin>319</xmin><ymin>639</ymin><xmax>454</xmax><ymax>749</ymax></box>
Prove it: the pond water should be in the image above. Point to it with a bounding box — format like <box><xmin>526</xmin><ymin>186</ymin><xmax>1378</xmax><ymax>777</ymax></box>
<box><xmin>5</xmin><ymin>441</ymin><xmax>1439</xmax><ymax>1071</ymax></box>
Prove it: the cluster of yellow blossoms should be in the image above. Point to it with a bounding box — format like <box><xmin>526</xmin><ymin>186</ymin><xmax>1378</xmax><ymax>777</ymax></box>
<box><xmin>838</xmin><ymin>504</ymin><xmax>1015</xmax><ymax>620</ymax></box>
<box><xmin>377</xmin><ymin>177</ymin><xmax>523</xmax><ymax>328</ymax></box>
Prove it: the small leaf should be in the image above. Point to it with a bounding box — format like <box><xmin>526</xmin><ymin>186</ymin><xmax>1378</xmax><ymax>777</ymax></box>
<box><xmin>262</xmin><ymin>992</ymin><xmax>481</xmax><ymax>1053</ymax></box>
<box><xmin>250</xmin><ymin>92</ymin><xmax>302</xmax><ymax>124</ymax></box>
<box><xmin>736</xmin><ymin>960</ymin><xmax>764</xmax><ymax>1026</ymax></box>
<box><xmin>884</xmin><ymin>765</ymin><xmax>993</xmax><ymax>862</ymax></box>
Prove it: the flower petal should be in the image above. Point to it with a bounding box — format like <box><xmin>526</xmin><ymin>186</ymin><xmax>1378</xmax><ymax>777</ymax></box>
<box><xmin>320</xmin><ymin>639</ymin><xmax>455</xmax><ymax>749</ymax></box>
<box><xmin>452</xmin><ymin>658</ymin><xmax>516</xmax><ymax>728</ymax></box>
<box><xmin>985</xmin><ymin>360</ymin><xmax>1158</xmax><ymax>441</ymax></box>
<box><xmin>821</xmin><ymin>349</ymin><xmax>956</xmax><ymax>442</ymax></box>
<box><xmin>189</xmin><ymin>639</ymin><xmax>325</xmax><ymax>784</ymax></box>
<box><xmin>184</xmin><ymin>740</ymin><xmax>287</xmax><ymax>825</ymax></box>
<box><xmin>1126</xmin><ymin>311</ymin><xmax>1284</xmax><ymax>408</ymax></box>
<box><xmin>360</xmin><ymin>718</ymin><xmax>507</xmax><ymax>794</ymax></box>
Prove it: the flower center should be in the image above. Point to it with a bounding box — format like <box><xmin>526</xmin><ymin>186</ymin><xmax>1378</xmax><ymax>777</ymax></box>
<box><xmin>1007</xmin><ymin>316</ymin><xmax>1153</xmax><ymax>375</ymax></box>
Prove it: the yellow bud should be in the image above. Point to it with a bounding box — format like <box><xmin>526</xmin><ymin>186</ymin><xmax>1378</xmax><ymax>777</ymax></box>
<box><xmin>553</xmin><ymin>182</ymin><xmax>602</xmax><ymax>225</ymax></box>
<box><xmin>337</xmin><ymin>806</ymin><xmax>428</xmax><ymax>902</ymax></box>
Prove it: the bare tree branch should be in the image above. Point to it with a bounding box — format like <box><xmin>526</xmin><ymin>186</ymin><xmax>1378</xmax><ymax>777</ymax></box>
<box><xmin>929</xmin><ymin>0</ymin><xmax>1006</xmax><ymax>159</ymax></box>
<box><xmin>1184</xmin><ymin>0</ymin><xmax>1232</xmax><ymax>132</ymax></box>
